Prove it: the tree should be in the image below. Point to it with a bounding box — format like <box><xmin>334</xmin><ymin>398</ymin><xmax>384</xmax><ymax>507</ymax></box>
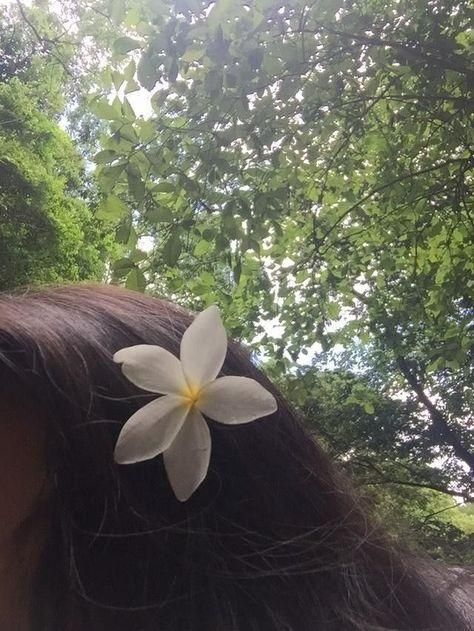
<box><xmin>83</xmin><ymin>0</ymin><xmax>472</xmax><ymax>492</ymax></box>
<box><xmin>0</xmin><ymin>4</ymin><xmax>112</xmax><ymax>291</ymax></box>
<box><xmin>280</xmin><ymin>366</ymin><xmax>473</xmax><ymax>562</ymax></box>
<box><xmin>12</xmin><ymin>0</ymin><xmax>473</xmax><ymax>558</ymax></box>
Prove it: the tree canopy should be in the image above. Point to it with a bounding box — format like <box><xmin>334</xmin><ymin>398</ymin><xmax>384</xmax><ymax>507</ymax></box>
<box><xmin>87</xmin><ymin>0</ymin><xmax>473</xmax><ymax>494</ymax></box>
<box><xmin>3</xmin><ymin>0</ymin><xmax>473</xmax><ymax>561</ymax></box>
<box><xmin>0</xmin><ymin>4</ymin><xmax>111</xmax><ymax>290</ymax></box>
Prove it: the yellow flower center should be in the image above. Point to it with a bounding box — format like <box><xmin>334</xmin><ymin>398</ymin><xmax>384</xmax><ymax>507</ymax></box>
<box><xmin>181</xmin><ymin>383</ymin><xmax>202</xmax><ymax>408</ymax></box>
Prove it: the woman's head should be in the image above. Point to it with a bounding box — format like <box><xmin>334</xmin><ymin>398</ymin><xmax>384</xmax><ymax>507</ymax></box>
<box><xmin>0</xmin><ymin>284</ymin><xmax>468</xmax><ymax>630</ymax></box>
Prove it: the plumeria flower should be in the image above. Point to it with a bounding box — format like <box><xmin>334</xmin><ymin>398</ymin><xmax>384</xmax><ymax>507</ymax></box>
<box><xmin>113</xmin><ymin>305</ymin><xmax>277</xmax><ymax>501</ymax></box>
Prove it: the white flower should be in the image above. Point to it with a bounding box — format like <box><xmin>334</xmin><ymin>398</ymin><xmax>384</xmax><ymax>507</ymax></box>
<box><xmin>113</xmin><ymin>305</ymin><xmax>277</xmax><ymax>501</ymax></box>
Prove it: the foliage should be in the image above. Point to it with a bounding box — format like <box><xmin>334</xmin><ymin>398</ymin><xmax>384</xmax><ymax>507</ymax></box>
<box><xmin>8</xmin><ymin>0</ymin><xmax>474</xmax><ymax>560</ymax></box>
<box><xmin>0</xmin><ymin>80</ymin><xmax>109</xmax><ymax>290</ymax></box>
<box><xmin>371</xmin><ymin>486</ymin><xmax>474</xmax><ymax>564</ymax></box>
<box><xmin>280</xmin><ymin>366</ymin><xmax>474</xmax><ymax>562</ymax></box>
<box><xmin>83</xmin><ymin>0</ymin><xmax>473</xmax><ymax>490</ymax></box>
<box><xmin>0</xmin><ymin>5</ymin><xmax>112</xmax><ymax>291</ymax></box>
<box><xmin>0</xmin><ymin>2</ymin><xmax>70</xmax><ymax>113</ymax></box>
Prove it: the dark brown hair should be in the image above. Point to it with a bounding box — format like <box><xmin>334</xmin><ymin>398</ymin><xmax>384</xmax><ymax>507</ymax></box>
<box><xmin>0</xmin><ymin>284</ymin><xmax>468</xmax><ymax>630</ymax></box>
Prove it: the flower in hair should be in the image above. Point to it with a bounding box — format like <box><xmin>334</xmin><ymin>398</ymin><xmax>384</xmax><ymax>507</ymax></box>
<box><xmin>113</xmin><ymin>305</ymin><xmax>277</xmax><ymax>501</ymax></box>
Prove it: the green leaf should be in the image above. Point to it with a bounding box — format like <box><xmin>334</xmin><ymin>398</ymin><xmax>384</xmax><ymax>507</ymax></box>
<box><xmin>122</xmin><ymin>97</ymin><xmax>136</xmax><ymax>121</ymax></box>
<box><xmin>248</xmin><ymin>48</ymin><xmax>264</xmax><ymax>71</ymax></box>
<box><xmin>138</xmin><ymin>120</ymin><xmax>156</xmax><ymax>143</ymax></box>
<box><xmin>130</xmin><ymin>248</ymin><xmax>147</xmax><ymax>263</ymax></box>
<box><xmin>233</xmin><ymin>258</ymin><xmax>242</xmax><ymax>284</ymax></box>
<box><xmin>96</xmin><ymin>194</ymin><xmax>129</xmax><ymax>222</ymax></box>
<box><xmin>262</xmin><ymin>55</ymin><xmax>283</xmax><ymax>75</ymax></box>
<box><xmin>115</xmin><ymin>223</ymin><xmax>132</xmax><ymax>244</ymax></box>
<box><xmin>125</xmin><ymin>79</ymin><xmax>140</xmax><ymax>93</ymax></box>
<box><xmin>125</xmin><ymin>267</ymin><xmax>147</xmax><ymax>291</ymax></box>
<box><xmin>146</xmin><ymin>206</ymin><xmax>174</xmax><ymax>224</ymax></box>
<box><xmin>363</xmin><ymin>402</ymin><xmax>375</xmax><ymax>415</ymax></box>
<box><xmin>137</xmin><ymin>52</ymin><xmax>160</xmax><ymax>90</ymax></box>
<box><xmin>98</xmin><ymin>164</ymin><xmax>125</xmax><ymax>193</ymax></box>
<box><xmin>124</xmin><ymin>59</ymin><xmax>136</xmax><ymax>81</ymax></box>
<box><xmin>327</xmin><ymin>302</ymin><xmax>341</xmax><ymax>319</ymax></box>
<box><xmin>168</xmin><ymin>57</ymin><xmax>179</xmax><ymax>83</ymax></box>
<box><xmin>154</xmin><ymin>182</ymin><xmax>175</xmax><ymax>193</ymax></box>
<box><xmin>93</xmin><ymin>150</ymin><xmax>117</xmax><ymax>164</ymax></box>
<box><xmin>119</xmin><ymin>124</ymin><xmax>139</xmax><ymax>144</ymax></box>
<box><xmin>168</xmin><ymin>116</ymin><xmax>187</xmax><ymax>129</ymax></box>
<box><xmin>182</xmin><ymin>47</ymin><xmax>204</xmax><ymax>62</ymax></box>
<box><xmin>162</xmin><ymin>229</ymin><xmax>182</xmax><ymax>265</ymax></box>
<box><xmin>113</xmin><ymin>257</ymin><xmax>135</xmax><ymax>275</ymax></box>
<box><xmin>127</xmin><ymin>164</ymin><xmax>145</xmax><ymax>203</ymax></box>
<box><xmin>194</xmin><ymin>239</ymin><xmax>212</xmax><ymax>256</ymax></box>
<box><xmin>202</xmin><ymin>228</ymin><xmax>216</xmax><ymax>241</ymax></box>
<box><xmin>215</xmin><ymin>234</ymin><xmax>229</xmax><ymax>251</ymax></box>
<box><xmin>113</xmin><ymin>36</ymin><xmax>142</xmax><ymax>55</ymax></box>
<box><xmin>204</xmin><ymin>69</ymin><xmax>223</xmax><ymax>96</ymax></box>
<box><xmin>90</xmin><ymin>99</ymin><xmax>122</xmax><ymax>121</ymax></box>
<box><xmin>111</xmin><ymin>71</ymin><xmax>124</xmax><ymax>90</ymax></box>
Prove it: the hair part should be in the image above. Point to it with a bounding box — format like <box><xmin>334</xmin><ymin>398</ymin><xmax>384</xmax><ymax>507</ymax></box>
<box><xmin>0</xmin><ymin>284</ymin><xmax>469</xmax><ymax>630</ymax></box>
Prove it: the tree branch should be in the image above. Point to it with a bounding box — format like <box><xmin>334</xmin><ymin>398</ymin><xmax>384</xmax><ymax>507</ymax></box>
<box><xmin>318</xmin><ymin>157</ymin><xmax>470</xmax><ymax>246</ymax></box>
<box><xmin>421</xmin><ymin>502</ymin><xmax>464</xmax><ymax>525</ymax></box>
<box><xmin>349</xmin><ymin>290</ymin><xmax>474</xmax><ymax>474</ymax></box>
<box><xmin>395</xmin><ymin>356</ymin><xmax>474</xmax><ymax>472</ymax></box>
<box><xmin>15</xmin><ymin>0</ymin><xmax>73</xmax><ymax>77</ymax></box>
<box><xmin>361</xmin><ymin>479</ymin><xmax>472</xmax><ymax>503</ymax></box>
<box><xmin>300</xmin><ymin>25</ymin><xmax>474</xmax><ymax>82</ymax></box>
<box><xmin>351</xmin><ymin>457</ymin><xmax>472</xmax><ymax>501</ymax></box>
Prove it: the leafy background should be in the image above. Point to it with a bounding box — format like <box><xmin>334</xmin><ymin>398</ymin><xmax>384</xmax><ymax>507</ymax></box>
<box><xmin>0</xmin><ymin>0</ymin><xmax>472</xmax><ymax>563</ymax></box>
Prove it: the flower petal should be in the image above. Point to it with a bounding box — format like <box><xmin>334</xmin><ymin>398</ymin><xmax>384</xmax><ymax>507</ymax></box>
<box><xmin>180</xmin><ymin>305</ymin><xmax>227</xmax><ymax>388</ymax></box>
<box><xmin>114</xmin><ymin>345</ymin><xmax>187</xmax><ymax>394</ymax></box>
<box><xmin>114</xmin><ymin>395</ymin><xmax>189</xmax><ymax>464</ymax></box>
<box><xmin>198</xmin><ymin>376</ymin><xmax>277</xmax><ymax>424</ymax></box>
<box><xmin>163</xmin><ymin>409</ymin><xmax>211</xmax><ymax>501</ymax></box>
